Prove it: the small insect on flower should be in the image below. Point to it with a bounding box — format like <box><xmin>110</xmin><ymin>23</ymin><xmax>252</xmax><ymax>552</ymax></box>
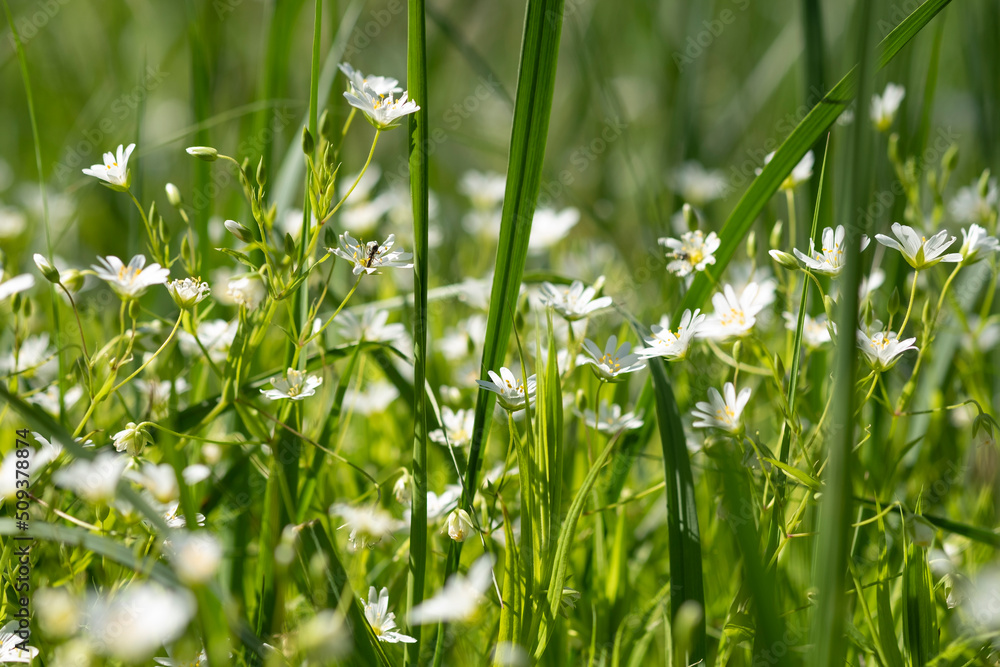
<box><xmin>82</xmin><ymin>143</ymin><xmax>135</xmax><ymax>190</ymax></box>
<box><xmin>92</xmin><ymin>254</ymin><xmax>171</xmax><ymax>300</ymax></box>
<box><xmin>476</xmin><ymin>367</ymin><xmax>537</xmax><ymax>412</ymax></box>
<box><xmin>261</xmin><ymin>368</ymin><xmax>323</xmax><ymax>401</ymax></box>
<box><xmin>330</xmin><ymin>232</ymin><xmax>413</xmax><ymax>275</ymax></box>
<box><xmin>580</xmin><ymin>335</ymin><xmax>646</xmax><ymax>382</ymax></box>
<box><xmin>659</xmin><ymin>230</ymin><xmax>721</xmax><ymax>278</ymax></box>
<box><xmin>691</xmin><ymin>382</ymin><xmax>752</xmax><ymax>435</ymax></box>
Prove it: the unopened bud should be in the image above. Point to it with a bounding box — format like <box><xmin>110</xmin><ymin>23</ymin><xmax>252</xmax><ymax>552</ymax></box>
<box><xmin>888</xmin><ymin>287</ymin><xmax>900</xmax><ymax>317</ymax></box>
<box><xmin>942</xmin><ymin>144</ymin><xmax>959</xmax><ymax>173</ymax></box>
<box><xmin>33</xmin><ymin>254</ymin><xmax>60</xmax><ymax>283</ymax></box>
<box><xmin>256</xmin><ymin>157</ymin><xmax>266</xmax><ymax>188</ymax></box>
<box><xmin>302</xmin><ymin>127</ymin><xmax>315</xmax><ymax>156</ymax></box>
<box><xmin>61</xmin><ymin>269</ymin><xmax>84</xmax><ymax>293</ymax></box>
<box><xmin>769</xmin><ymin>220</ymin><xmax>784</xmax><ymax>250</ymax></box>
<box><xmin>746</xmin><ymin>230</ymin><xmax>757</xmax><ymax>258</ymax></box>
<box><xmin>978</xmin><ymin>169</ymin><xmax>992</xmax><ymax>199</ymax></box>
<box><xmin>185</xmin><ymin>146</ymin><xmax>218</xmax><ymax>161</ymax></box>
<box><xmin>575</xmin><ymin>388</ymin><xmax>587</xmax><ymax>413</ymax></box>
<box><xmin>682</xmin><ymin>203</ymin><xmax>697</xmax><ymax>231</ymax></box>
<box><xmin>128</xmin><ymin>299</ymin><xmax>141</xmax><ymax>318</ymax></box>
<box><xmin>225</xmin><ymin>219</ymin><xmax>253</xmax><ymax>243</ymax></box>
<box><xmin>165</xmin><ymin>183</ymin><xmax>182</xmax><ymax>207</ymax></box>
<box><xmin>768</xmin><ymin>249</ymin><xmax>798</xmax><ymax>270</ymax></box>
<box><xmin>393</xmin><ymin>470</ymin><xmax>412</xmax><ymax>505</ymax></box>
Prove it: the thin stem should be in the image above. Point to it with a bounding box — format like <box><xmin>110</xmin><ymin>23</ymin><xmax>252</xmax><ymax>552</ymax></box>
<box><xmin>321</xmin><ymin>130</ymin><xmax>381</xmax><ymax>224</ymax></box>
<box><xmin>897</xmin><ymin>270</ymin><xmax>919</xmax><ymax>335</ymax></box>
<box><xmin>297</xmin><ymin>273</ymin><xmax>363</xmax><ymax>353</ymax></box>
<box><xmin>110</xmin><ymin>313</ymin><xmax>183</xmax><ymax>395</ymax></box>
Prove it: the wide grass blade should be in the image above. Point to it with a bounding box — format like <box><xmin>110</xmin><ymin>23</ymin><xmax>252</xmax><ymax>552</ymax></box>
<box><xmin>672</xmin><ymin>0</ymin><xmax>957</xmax><ymax>324</ymax></box>
<box><xmin>405</xmin><ymin>0</ymin><xmax>431</xmax><ymax>662</ymax></box>
<box><xmin>902</xmin><ymin>540</ymin><xmax>938</xmax><ymax>666</ymax></box>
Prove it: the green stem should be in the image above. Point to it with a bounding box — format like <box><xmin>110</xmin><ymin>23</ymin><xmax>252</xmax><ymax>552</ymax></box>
<box><xmin>897</xmin><ymin>269</ymin><xmax>919</xmax><ymax>335</ymax></box>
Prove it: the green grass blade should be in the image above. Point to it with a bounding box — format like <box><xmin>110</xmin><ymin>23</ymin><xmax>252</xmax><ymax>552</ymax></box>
<box><xmin>646</xmin><ymin>356</ymin><xmax>706</xmax><ymax>664</ymax></box>
<box><xmin>673</xmin><ymin>0</ymin><xmax>957</xmax><ymax>323</ymax></box>
<box><xmin>405</xmin><ymin>0</ymin><xmax>430</xmax><ymax>662</ymax></box>
<box><xmin>902</xmin><ymin>540</ymin><xmax>938</xmax><ymax>666</ymax></box>
<box><xmin>876</xmin><ymin>504</ymin><xmax>906</xmax><ymax>667</ymax></box>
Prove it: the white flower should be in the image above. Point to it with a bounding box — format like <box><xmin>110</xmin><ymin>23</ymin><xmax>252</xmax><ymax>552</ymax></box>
<box><xmin>870</xmin><ymin>83</ymin><xmax>905</xmax><ymax>132</ymax></box>
<box><xmin>529</xmin><ymin>207</ymin><xmax>580</xmax><ymax>251</ymax></box>
<box><xmin>166</xmin><ymin>532</ymin><xmax>223</xmax><ymax>585</ymax></box>
<box><xmin>0</xmin><ymin>444</ymin><xmax>57</xmax><ymax>500</ymax></box>
<box><xmin>82</xmin><ymin>143</ymin><xmax>135</xmax><ymax>189</ymax></box>
<box><xmin>330</xmin><ymin>232</ymin><xmax>413</xmax><ymax>275</ymax></box>
<box><xmin>426</xmin><ymin>485</ymin><xmax>463</xmax><ymax>521</ymax></box>
<box><xmin>92</xmin><ymin>254</ymin><xmax>170</xmax><ymax>299</ymax></box>
<box><xmin>53</xmin><ymin>452</ymin><xmax>129</xmax><ymax>504</ymax></box>
<box><xmin>537</xmin><ymin>279</ymin><xmax>612</xmax><ymax>321</ymax></box>
<box><xmin>225</xmin><ymin>274</ymin><xmax>266</xmax><ymax>309</ymax></box>
<box><xmin>949</xmin><ymin>178</ymin><xmax>998</xmax><ymax>224</ymax></box>
<box><xmin>459</xmin><ymin>170</ymin><xmax>506</xmax><ymax>210</ymax></box>
<box><xmin>659</xmin><ymin>230</ymin><xmax>721</xmax><ymax>277</ymax></box>
<box><xmin>167</xmin><ymin>277</ymin><xmax>211</xmax><ymax>309</ymax></box>
<box><xmin>134</xmin><ymin>378</ymin><xmax>189</xmax><ymax>421</ymax></box>
<box><xmin>476</xmin><ymin>367</ymin><xmax>536</xmax><ymax>412</ymax></box>
<box><xmin>0</xmin><ymin>333</ymin><xmax>56</xmax><ymax>378</ymax></box>
<box><xmin>261</xmin><ymin>368</ymin><xmax>323</xmax><ymax>401</ymax></box>
<box><xmin>859</xmin><ymin>268</ymin><xmax>885</xmax><ymax>302</ymax></box>
<box><xmin>336</xmin><ymin>306</ymin><xmax>407</xmax><ymax>344</ymax></box>
<box><xmin>155</xmin><ymin>650</ymin><xmax>210</xmax><ymax>667</ymax></box>
<box><xmin>0</xmin><ymin>620</ymin><xmax>39</xmax><ymax>663</ymax></box>
<box><xmin>783</xmin><ymin>312</ymin><xmax>832</xmax><ymax>347</ymax></box>
<box><xmin>85</xmin><ymin>584</ymin><xmax>196</xmax><ymax>663</ymax></box>
<box><xmin>131</xmin><ymin>462</ymin><xmax>179</xmax><ymax>503</ymax></box>
<box><xmin>875</xmin><ymin>222</ymin><xmax>963</xmax><ymax>269</ymax></box>
<box><xmin>581</xmin><ymin>336</ymin><xmax>646</xmax><ymax>382</ymax></box>
<box><xmin>788</xmin><ymin>224</ymin><xmax>871</xmax><ymax>276</ymax></box>
<box><xmin>362</xmin><ymin>587</ymin><xmax>416</xmax><ymax>644</ymax></box>
<box><xmin>178</xmin><ymin>319</ymin><xmax>237</xmax><ymax>363</ymax></box>
<box><xmin>408</xmin><ymin>555</ymin><xmax>495</xmax><ymax>625</ymax></box>
<box><xmin>112</xmin><ymin>421</ymin><xmax>151</xmax><ymax>456</ymax></box>
<box><xmin>0</xmin><ymin>273</ymin><xmax>33</xmax><ymax>302</ymax></box>
<box><xmin>160</xmin><ymin>500</ymin><xmax>205</xmax><ymax>529</ymax></box>
<box><xmin>339</xmin><ymin>62</ymin><xmax>403</xmax><ymax>96</ymax></box>
<box><xmin>342</xmin><ymin>381</ymin><xmax>399</xmax><ymax>415</ymax></box>
<box><xmin>761</xmin><ymin>150</ymin><xmax>814</xmax><ymax>190</ymax></box>
<box><xmin>958</xmin><ymin>223</ymin><xmax>1000</xmax><ymax>264</ymax></box>
<box><xmin>343</xmin><ymin>77</ymin><xmax>420</xmax><ymax>130</ymax></box>
<box><xmin>27</xmin><ymin>383</ymin><xmax>84</xmax><ymax>416</ymax></box>
<box><xmin>0</xmin><ymin>207</ymin><xmax>27</xmax><ymax>240</ymax></box>
<box><xmin>691</xmin><ymin>382</ymin><xmax>752</xmax><ymax>434</ymax></box>
<box><xmin>670</xmin><ymin>161</ymin><xmax>728</xmax><ymax>206</ymax></box>
<box><xmin>581</xmin><ymin>401</ymin><xmax>644</xmax><ymax>434</ymax></box>
<box><xmin>430</xmin><ymin>406</ymin><xmax>475</xmax><ymax>447</ymax></box>
<box><xmin>331</xmin><ymin>503</ymin><xmax>403</xmax><ymax>551</ymax></box>
<box><xmin>638</xmin><ymin>308</ymin><xmax>705</xmax><ymax>360</ymax></box>
<box><xmin>446</xmin><ymin>508</ymin><xmax>475</xmax><ymax>542</ymax></box>
<box><xmin>856</xmin><ymin>329</ymin><xmax>917</xmax><ymax>371</ymax></box>
<box><xmin>699</xmin><ymin>281</ymin><xmax>775</xmax><ymax>340</ymax></box>
<box><xmin>298</xmin><ymin>610</ymin><xmax>350</xmax><ymax>661</ymax></box>
<box><xmin>393</xmin><ymin>471</ymin><xmax>412</xmax><ymax>505</ymax></box>
<box><xmin>35</xmin><ymin>588</ymin><xmax>80</xmax><ymax>638</ymax></box>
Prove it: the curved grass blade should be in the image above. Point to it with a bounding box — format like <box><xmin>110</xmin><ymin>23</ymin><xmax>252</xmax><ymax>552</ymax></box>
<box><xmin>673</xmin><ymin>0</ymin><xmax>957</xmax><ymax>323</ymax></box>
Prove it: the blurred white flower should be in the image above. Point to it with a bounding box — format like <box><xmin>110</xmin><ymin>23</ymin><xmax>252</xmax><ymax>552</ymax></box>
<box><xmin>581</xmin><ymin>336</ymin><xmax>646</xmax><ymax>382</ymax></box>
<box><xmin>670</xmin><ymin>161</ymin><xmax>728</xmax><ymax>206</ymax></box>
<box><xmin>430</xmin><ymin>406</ymin><xmax>475</xmax><ymax>447</ymax></box>
<box><xmin>580</xmin><ymin>401</ymin><xmax>644</xmax><ymax>434</ymax></box>
<box><xmin>342</xmin><ymin>381</ymin><xmax>399</xmax><ymax>415</ymax></box>
<box><xmin>476</xmin><ymin>367</ymin><xmax>536</xmax><ymax>412</ymax></box>
<box><xmin>35</xmin><ymin>588</ymin><xmax>80</xmax><ymax>638</ymax></box>
<box><xmin>167</xmin><ymin>532</ymin><xmax>223</xmax><ymax>585</ymax></box>
<box><xmin>82</xmin><ymin>143</ymin><xmax>135</xmax><ymax>189</ymax></box>
<box><xmin>85</xmin><ymin>583</ymin><xmax>195</xmax><ymax>663</ymax></box>
<box><xmin>870</xmin><ymin>83</ymin><xmax>905</xmax><ymax>132</ymax></box>
<box><xmin>783</xmin><ymin>311</ymin><xmax>832</xmax><ymax>347</ymax></box>
<box><xmin>0</xmin><ymin>443</ymin><xmax>58</xmax><ymax>500</ymax></box>
<box><xmin>446</xmin><ymin>508</ymin><xmax>475</xmax><ymax>542</ymax></box>
<box><xmin>363</xmin><ymin>586</ymin><xmax>416</xmax><ymax>644</ymax></box>
<box><xmin>638</xmin><ymin>308</ymin><xmax>705</xmax><ymax>360</ymax></box>
<box><xmin>0</xmin><ymin>620</ymin><xmax>39</xmax><ymax>662</ymax></box>
<box><xmin>699</xmin><ymin>281</ymin><xmax>775</xmax><ymax>340</ymax></box>
<box><xmin>0</xmin><ymin>207</ymin><xmax>27</xmax><ymax>240</ymax></box>
<box><xmin>53</xmin><ymin>452</ymin><xmax>128</xmax><ymax>504</ymax></box>
<box><xmin>134</xmin><ymin>377</ymin><xmax>189</xmax><ymax>421</ymax></box>
<box><xmin>859</xmin><ymin>268</ymin><xmax>885</xmax><ymax>302</ymax></box>
<box><xmin>949</xmin><ymin>178</ymin><xmax>998</xmax><ymax>225</ymax></box>
<box><xmin>760</xmin><ymin>150</ymin><xmax>814</xmax><ymax>190</ymax></box>
<box><xmin>0</xmin><ymin>333</ymin><xmax>56</xmax><ymax>378</ymax></box>
<box><xmin>875</xmin><ymin>222</ymin><xmax>962</xmax><ymax>269</ymax></box>
<box><xmin>331</xmin><ymin>503</ymin><xmax>403</xmax><ymax>551</ymax></box>
<box><xmin>178</xmin><ymin>319</ymin><xmax>238</xmax><ymax>363</ymax></box>
<box><xmin>0</xmin><ymin>273</ymin><xmax>32</xmax><ymax>302</ymax></box>
<box><xmin>131</xmin><ymin>462</ymin><xmax>179</xmax><ymax>504</ymax></box>
<box><xmin>92</xmin><ymin>254</ymin><xmax>170</xmax><ymax>299</ymax></box>
<box><xmin>528</xmin><ymin>207</ymin><xmax>579</xmax><ymax>251</ymax></box>
<box><xmin>225</xmin><ymin>274</ymin><xmax>266</xmax><ymax>310</ymax></box>
<box><xmin>261</xmin><ymin>368</ymin><xmax>323</xmax><ymax>401</ymax></box>
<box><xmin>439</xmin><ymin>314</ymin><xmax>488</xmax><ymax>360</ymax></box>
<box><xmin>788</xmin><ymin>224</ymin><xmax>871</xmax><ymax>276</ymax></box>
<box><xmin>337</xmin><ymin>306</ymin><xmax>406</xmax><ymax>344</ymax></box>
<box><xmin>112</xmin><ymin>421</ymin><xmax>151</xmax><ymax>456</ymax></box>
<box><xmin>856</xmin><ymin>329</ymin><xmax>917</xmax><ymax>371</ymax></box>
<box><xmin>659</xmin><ymin>230</ymin><xmax>721</xmax><ymax>277</ymax></box>
<box><xmin>408</xmin><ymin>555</ymin><xmax>494</xmax><ymax>625</ymax></box>
<box><xmin>459</xmin><ymin>170</ymin><xmax>506</xmax><ymax>210</ymax></box>
<box><xmin>537</xmin><ymin>279</ymin><xmax>612</xmax><ymax>321</ymax></box>
<box><xmin>155</xmin><ymin>649</ymin><xmax>209</xmax><ymax>667</ymax></box>
<box><xmin>331</xmin><ymin>232</ymin><xmax>413</xmax><ymax>275</ymax></box>
<box><xmin>691</xmin><ymin>382</ymin><xmax>751</xmax><ymax>434</ymax></box>
<box><xmin>958</xmin><ymin>223</ymin><xmax>1000</xmax><ymax>264</ymax></box>
<box><xmin>298</xmin><ymin>609</ymin><xmax>351</xmax><ymax>660</ymax></box>
<box><xmin>27</xmin><ymin>383</ymin><xmax>83</xmax><ymax>416</ymax></box>
<box><xmin>339</xmin><ymin>63</ymin><xmax>403</xmax><ymax>96</ymax></box>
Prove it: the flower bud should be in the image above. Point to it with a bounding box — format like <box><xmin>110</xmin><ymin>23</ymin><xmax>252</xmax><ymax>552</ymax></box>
<box><xmin>888</xmin><ymin>287</ymin><xmax>900</xmax><ymax>317</ymax></box>
<box><xmin>769</xmin><ymin>220</ymin><xmax>784</xmax><ymax>250</ymax></box>
<box><xmin>167</xmin><ymin>277</ymin><xmax>211</xmax><ymax>310</ymax></box>
<box><xmin>256</xmin><ymin>156</ymin><xmax>266</xmax><ymax>188</ymax></box>
<box><xmin>731</xmin><ymin>341</ymin><xmax>742</xmax><ymax>364</ymax></box>
<box><xmin>60</xmin><ymin>269</ymin><xmax>84</xmax><ymax>293</ymax></box>
<box><xmin>942</xmin><ymin>144</ymin><xmax>959</xmax><ymax>173</ymax></box>
<box><xmin>185</xmin><ymin>146</ymin><xmax>218</xmax><ymax>161</ymax></box>
<box><xmin>745</xmin><ymin>230</ymin><xmax>757</xmax><ymax>259</ymax></box>
<box><xmin>978</xmin><ymin>169</ymin><xmax>992</xmax><ymax>199</ymax></box>
<box><xmin>394</xmin><ymin>470</ymin><xmax>412</xmax><ymax>505</ymax></box>
<box><xmin>446</xmin><ymin>508</ymin><xmax>475</xmax><ymax>542</ymax></box>
<box><xmin>128</xmin><ymin>299</ymin><xmax>141</xmax><ymax>319</ymax></box>
<box><xmin>768</xmin><ymin>249</ymin><xmax>798</xmax><ymax>270</ymax></box>
<box><xmin>33</xmin><ymin>253</ymin><xmax>60</xmax><ymax>284</ymax></box>
<box><xmin>225</xmin><ymin>219</ymin><xmax>254</xmax><ymax>243</ymax></box>
<box><xmin>302</xmin><ymin>127</ymin><xmax>315</xmax><ymax>155</ymax></box>
<box><xmin>575</xmin><ymin>388</ymin><xmax>587</xmax><ymax>413</ymax></box>
<box><xmin>682</xmin><ymin>203</ymin><xmax>697</xmax><ymax>231</ymax></box>
<box><xmin>165</xmin><ymin>183</ymin><xmax>183</xmax><ymax>207</ymax></box>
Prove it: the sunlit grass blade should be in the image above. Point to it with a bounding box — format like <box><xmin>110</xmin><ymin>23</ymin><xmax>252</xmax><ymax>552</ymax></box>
<box><xmin>405</xmin><ymin>0</ymin><xmax>431</xmax><ymax>662</ymax></box>
<box><xmin>673</xmin><ymin>0</ymin><xmax>956</xmax><ymax>323</ymax></box>
<box><xmin>902</xmin><ymin>538</ymin><xmax>938</xmax><ymax>666</ymax></box>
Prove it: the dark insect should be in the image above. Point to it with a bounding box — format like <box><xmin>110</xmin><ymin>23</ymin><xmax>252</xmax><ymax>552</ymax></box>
<box><xmin>365</xmin><ymin>242</ymin><xmax>381</xmax><ymax>268</ymax></box>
